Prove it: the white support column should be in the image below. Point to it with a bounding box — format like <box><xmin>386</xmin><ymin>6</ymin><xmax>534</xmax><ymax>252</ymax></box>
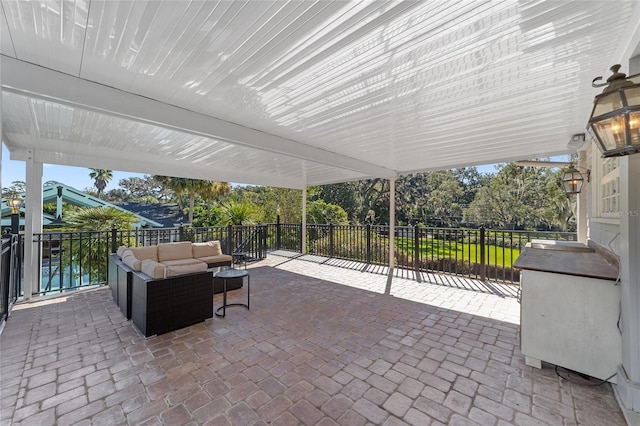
<box><xmin>23</xmin><ymin>151</ymin><xmax>43</xmax><ymax>300</ymax></box>
<box><xmin>301</xmin><ymin>187</ymin><xmax>307</xmax><ymax>255</ymax></box>
<box><xmin>389</xmin><ymin>178</ymin><xmax>395</xmax><ymax>271</ymax></box>
<box><xmin>617</xmin><ymin>152</ymin><xmax>640</xmax><ymax>412</ymax></box>
<box><xmin>615</xmin><ymin>55</ymin><xmax>640</xmax><ymax>414</ymax></box>
<box><xmin>577</xmin><ymin>151</ymin><xmax>588</xmax><ymax>243</ymax></box>
<box><xmin>0</xmin><ymin>76</ymin><xmax>3</xmax><ymax>286</ymax></box>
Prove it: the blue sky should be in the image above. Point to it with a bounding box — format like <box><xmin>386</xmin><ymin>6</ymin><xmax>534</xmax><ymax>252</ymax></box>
<box><xmin>2</xmin><ymin>145</ymin><xmax>145</xmax><ymax>192</ymax></box>
<box><xmin>2</xmin><ymin>144</ymin><xmax>500</xmax><ymax>192</ymax></box>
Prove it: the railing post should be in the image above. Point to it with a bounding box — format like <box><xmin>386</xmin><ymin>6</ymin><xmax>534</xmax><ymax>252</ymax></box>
<box><xmin>1</xmin><ymin>233</ymin><xmax>11</xmax><ymax>323</ymax></box>
<box><xmin>366</xmin><ymin>224</ymin><xmax>372</xmax><ymax>264</ymax></box>
<box><xmin>276</xmin><ymin>215</ymin><xmax>281</xmax><ymax>250</ymax></box>
<box><xmin>329</xmin><ymin>224</ymin><xmax>335</xmax><ymax>258</ymax></box>
<box><xmin>111</xmin><ymin>225</ymin><xmax>118</xmax><ymax>253</ymax></box>
<box><xmin>300</xmin><ymin>223</ymin><xmax>304</xmax><ymax>254</ymax></box>
<box><xmin>227</xmin><ymin>224</ymin><xmax>233</xmax><ymax>254</ymax></box>
<box><xmin>479</xmin><ymin>226</ymin><xmax>486</xmax><ymax>282</ymax></box>
<box><xmin>414</xmin><ymin>225</ymin><xmax>421</xmax><ymax>282</ymax></box>
<box><xmin>178</xmin><ymin>223</ymin><xmax>184</xmax><ymax>242</ymax></box>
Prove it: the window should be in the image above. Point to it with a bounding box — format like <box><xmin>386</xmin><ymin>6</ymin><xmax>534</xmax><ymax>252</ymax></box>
<box><xmin>599</xmin><ymin>157</ymin><xmax>620</xmax><ymax>217</ymax></box>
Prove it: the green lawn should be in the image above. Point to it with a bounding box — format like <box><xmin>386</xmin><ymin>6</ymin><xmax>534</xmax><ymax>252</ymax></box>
<box><xmin>396</xmin><ymin>236</ymin><xmax>521</xmax><ymax>267</ymax></box>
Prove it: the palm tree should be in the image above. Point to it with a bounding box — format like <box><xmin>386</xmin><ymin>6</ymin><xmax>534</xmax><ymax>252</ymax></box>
<box><xmin>167</xmin><ymin>178</ymin><xmax>231</xmax><ymax>224</ymax></box>
<box><xmin>66</xmin><ymin>206</ymin><xmax>137</xmax><ymax>231</ymax></box>
<box><xmin>57</xmin><ymin>206</ymin><xmax>137</xmax><ymax>284</ymax></box>
<box><xmin>151</xmin><ymin>175</ymin><xmax>172</xmax><ymax>202</ymax></box>
<box><xmin>89</xmin><ymin>169</ymin><xmax>113</xmax><ymax>198</ymax></box>
<box><xmin>211</xmin><ymin>181</ymin><xmax>232</xmax><ymax>198</ymax></box>
<box><xmin>221</xmin><ymin>200</ymin><xmax>255</xmax><ymax>225</ymax></box>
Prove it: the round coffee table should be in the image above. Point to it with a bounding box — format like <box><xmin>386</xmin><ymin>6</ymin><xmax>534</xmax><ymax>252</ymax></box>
<box><xmin>232</xmin><ymin>252</ymin><xmax>247</xmax><ymax>269</ymax></box>
<box><xmin>215</xmin><ymin>268</ymin><xmax>250</xmax><ymax>317</ymax></box>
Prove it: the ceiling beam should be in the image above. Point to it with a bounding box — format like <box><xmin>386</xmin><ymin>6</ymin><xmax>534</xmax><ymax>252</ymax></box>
<box><xmin>613</xmin><ymin>3</ymin><xmax>640</xmax><ymax>66</ymax></box>
<box><xmin>9</xmin><ymin>148</ymin><xmax>307</xmax><ymax>189</ymax></box>
<box><xmin>1</xmin><ymin>56</ymin><xmax>396</xmax><ymax>179</ymax></box>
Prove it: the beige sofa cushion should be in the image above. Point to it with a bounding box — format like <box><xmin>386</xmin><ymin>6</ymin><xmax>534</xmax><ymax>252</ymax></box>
<box><xmin>192</xmin><ymin>240</ymin><xmax>223</xmax><ymax>258</ymax></box>
<box><xmin>157</xmin><ymin>242</ymin><xmax>193</xmax><ymax>262</ymax></box>
<box><xmin>141</xmin><ymin>259</ymin><xmax>165</xmax><ymax>279</ymax></box>
<box><xmin>116</xmin><ymin>245</ymin><xmax>128</xmax><ymax>257</ymax></box>
<box><xmin>161</xmin><ymin>258</ymin><xmax>206</xmax><ymax>267</ymax></box>
<box><xmin>198</xmin><ymin>254</ymin><xmax>233</xmax><ymax>266</ymax></box>
<box><xmin>121</xmin><ymin>251</ymin><xmax>142</xmax><ymax>271</ymax></box>
<box><xmin>165</xmin><ymin>262</ymin><xmax>207</xmax><ymax>277</ymax></box>
<box><xmin>128</xmin><ymin>245</ymin><xmax>158</xmax><ymax>262</ymax></box>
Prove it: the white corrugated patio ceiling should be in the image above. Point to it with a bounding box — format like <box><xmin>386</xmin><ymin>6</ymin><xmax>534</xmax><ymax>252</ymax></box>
<box><xmin>2</xmin><ymin>1</ymin><xmax>640</xmax><ymax>189</ymax></box>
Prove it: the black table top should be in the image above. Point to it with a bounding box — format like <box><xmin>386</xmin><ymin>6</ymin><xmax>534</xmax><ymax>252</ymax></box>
<box><xmin>215</xmin><ymin>268</ymin><xmax>249</xmax><ymax>279</ymax></box>
<box><xmin>514</xmin><ymin>243</ymin><xmax>618</xmax><ymax>281</ymax></box>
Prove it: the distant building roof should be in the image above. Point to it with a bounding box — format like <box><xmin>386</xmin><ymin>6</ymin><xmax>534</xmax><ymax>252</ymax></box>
<box><xmin>2</xmin><ymin>183</ymin><xmax>163</xmax><ymax>228</ymax></box>
<box><xmin>113</xmin><ymin>202</ymin><xmax>187</xmax><ymax>229</ymax></box>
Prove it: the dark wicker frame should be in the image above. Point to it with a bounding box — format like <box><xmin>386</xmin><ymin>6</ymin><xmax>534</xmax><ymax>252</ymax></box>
<box><xmin>107</xmin><ymin>249</ymin><xmax>241</xmax><ymax>336</ymax></box>
<box><xmin>108</xmin><ymin>254</ymin><xmax>133</xmax><ymax>319</ymax></box>
<box><xmin>131</xmin><ymin>270</ymin><xmax>213</xmax><ymax>337</ymax></box>
<box><xmin>117</xmin><ymin>262</ymin><xmax>133</xmax><ymax>319</ymax></box>
<box><xmin>107</xmin><ymin>254</ymin><xmax>118</xmax><ymax>302</ymax></box>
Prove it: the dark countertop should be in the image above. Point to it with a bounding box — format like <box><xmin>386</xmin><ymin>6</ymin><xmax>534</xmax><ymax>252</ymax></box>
<box><xmin>513</xmin><ymin>241</ymin><xmax>619</xmax><ymax>281</ymax></box>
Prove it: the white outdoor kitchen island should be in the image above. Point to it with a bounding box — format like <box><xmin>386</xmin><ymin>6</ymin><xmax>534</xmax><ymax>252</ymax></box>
<box><xmin>514</xmin><ymin>240</ymin><xmax>621</xmax><ymax>382</ymax></box>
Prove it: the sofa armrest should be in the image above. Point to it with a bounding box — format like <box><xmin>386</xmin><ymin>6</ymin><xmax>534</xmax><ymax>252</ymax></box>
<box><xmin>197</xmin><ymin>254</ymin><xmax>233</xmax><ymax>268</ymax></box>
<box><xmin>122</xmin><ymin>252</ymin><xmax>143</xmax><ymax>271</ymax></box>
<box><xmin>141</xmin><ymin>259</ymin><xmax>166</xmax><ymax>279</ymax></box>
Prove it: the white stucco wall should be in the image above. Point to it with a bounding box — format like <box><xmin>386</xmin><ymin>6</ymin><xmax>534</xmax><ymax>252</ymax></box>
<box><xmin>585</xmin><ymin>57</ymin><xmax>640</xmax><ymax>414</ymax></box>
<box><xmin>585</xmin><ymin>143</ymin><xmax>622</xmax><ymax>255</ymax></box>
<box><xmin>589</xmin><ymin>219</ymin><xmax>622</xmax><ymax>255</ymax></box>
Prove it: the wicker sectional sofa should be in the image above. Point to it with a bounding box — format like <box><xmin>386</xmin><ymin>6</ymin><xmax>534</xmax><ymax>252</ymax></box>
<box><xmin>108</xmin><ymin>241</ymin><xmax>241</xmax><ymax>337</ymax></box>
<box><xmin>119</xmin><ymin>240</ymin><xmax>233</xmax><ymax>278</ymax></box>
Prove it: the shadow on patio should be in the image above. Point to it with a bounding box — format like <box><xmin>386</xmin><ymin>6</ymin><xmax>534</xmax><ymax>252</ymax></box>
<box><xmin>270</xmin><ymin>250</ymin><xmax>520</xmax><ymax>299</ymax></box>
<box><xmin>0</xmin><ymin>257</ymin><xmax>625</xmax><ymax>425</ymax></box>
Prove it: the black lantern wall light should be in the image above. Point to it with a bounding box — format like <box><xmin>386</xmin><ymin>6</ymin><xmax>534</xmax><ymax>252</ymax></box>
<box><xmin>5</xmin><ymin>192</ymin><xmax>23</xmax><ymax>233</ymax></box>
<box><xmin>561</xmin><ymin>165</ymin><xmax>590</xmax><ymax>195</ymax></box>
<box><xmin>589</xmin><ymin>64</ymin><xmax>640</xmax><ymax>157</ymax></box>
<box><xmin>514</xmin><ymin>158</ymin><xmax>590</xmax><ymax>195</ymax></box>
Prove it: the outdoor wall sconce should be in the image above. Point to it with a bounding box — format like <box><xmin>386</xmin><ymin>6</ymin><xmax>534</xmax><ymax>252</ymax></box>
<box><xmin>562</xmin><ymin>166</ymin><xmax>590</xmax><ymax>195</ymax></box>
<box><xmin>5</xmin><ymin>192</ymin><xmax>23</xmax><ymax>233</ymax></box>
<box><xmin>5</xmin><ymin>193</ymin><xmax>23</xmax><ymax>214</ymax></box>
<box><xmin>588</xmin><ymin>64</ymin><xmax>640</xmax><ymax>157</ymax></box>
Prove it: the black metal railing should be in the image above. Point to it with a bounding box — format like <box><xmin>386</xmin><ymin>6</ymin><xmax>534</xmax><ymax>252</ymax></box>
<box><xmin>32</xmin><ymin>225</ymin><xmax>268</xmax><ymax>296</ymax></box>
<box><xmin>266</xmin><ymin>223</ymin><xmax>302</xmax><ymax>252</ymax></box>
<box><xmin>272</xmin><ymin>224</ymin><xmax>575</xmax><ymax>284</ymax></box>
<box><xmin>8</xmin><ymin>223</ymin><xmax>575</xmax><ymax>298</ymax></box>
<box><xmin>1</xmin><ymin>234</ymin><xmax>21</xmax><ymax>325</ymax></box>
<box><xmin>400</xmin><ymin>226</ymin><xmax>575</xmax><ymax>283</ymax></box>
<box><xmin>38</xmin><ymin>230</ymin><xmax>111</xmax><ymax>294</ymax></box>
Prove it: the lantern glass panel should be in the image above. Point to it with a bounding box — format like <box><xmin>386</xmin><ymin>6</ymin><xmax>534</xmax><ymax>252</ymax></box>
<box><xmin>630</xmin><ymin>111</ymin><xmax>640</xmax><ymax>145</ymax></box>
<box><xmin>623</xmin><ymin>86</ymin><xmax>640</xmax><ymax>106</ymax></box>
<box><xmin>593</xmin><ymin>92</ymin><xmax>624</xmax><ymax>116</ymax></box>
<box><xmin>562</xmin><ymin>169</ymin><xmax>584</xmax><ymax>194</ymax></box>
<box><xmin>592</xmin><ymin>114</ymin><xmax>627</xmax><ymax>150</ymax></box>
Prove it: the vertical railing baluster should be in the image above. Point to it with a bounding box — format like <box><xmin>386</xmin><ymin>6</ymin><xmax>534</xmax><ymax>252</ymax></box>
<box><xmin>479</xmin><ymin>226</ymin><xmax>486</xmax><ymax>282</ymax></box>
<box><xmin>453</xmin><ymin>229</ymin><xmax>459</xmax><ymax>274</ymax></box>
<box><xmin>366</xmin><ymin>224</ymin><xmax>371</xmax><ymax>265</ymax></box>
<box><xmin>111</xmin><ymin>226</ymin><xmax>117</xmax><ymax>254</ymax></box>
<box><xmin>414</xmin><ymin>225</ymin><xmax>420</xmax><ymax>280</ymax></box>
<box><xmin>502</xmin><ymin>231</ymin><xmax>507</xmax><ymax>282</ymax></box>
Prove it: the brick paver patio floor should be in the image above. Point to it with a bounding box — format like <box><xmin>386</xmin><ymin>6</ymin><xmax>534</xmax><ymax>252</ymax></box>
<box><xmin>0</xmin><ymin>255</ymin><xmax>627</xmax><ymax>425</ymax></box>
